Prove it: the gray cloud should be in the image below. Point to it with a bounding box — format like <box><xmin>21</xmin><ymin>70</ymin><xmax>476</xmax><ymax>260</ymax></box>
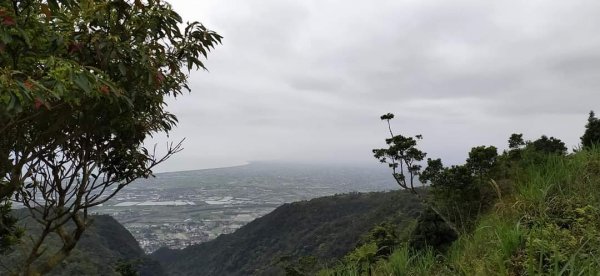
<box><xmin>149</xmin><ymin>0</ymin><xmax>600</xmax><ymax>172</ymax></box>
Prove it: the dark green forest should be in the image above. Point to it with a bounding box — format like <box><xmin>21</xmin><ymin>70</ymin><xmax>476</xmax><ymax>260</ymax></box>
<box><xmin>150</xmin><ymin>191</ymin><xmax>422</xmax><ymax>275</ymax></box>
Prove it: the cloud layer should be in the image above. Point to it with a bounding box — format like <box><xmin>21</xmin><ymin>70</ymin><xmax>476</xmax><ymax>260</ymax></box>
<box><xmin>151</xmin><ymin>0</ymin><xmax>600</xmax><ymax>172</ymax></box>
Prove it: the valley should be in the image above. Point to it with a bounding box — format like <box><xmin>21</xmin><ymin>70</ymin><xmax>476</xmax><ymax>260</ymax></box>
<box><xmin>92</xmin><ymin>162</ymin><xmax>398</xmax><ymax>253</ymax></box>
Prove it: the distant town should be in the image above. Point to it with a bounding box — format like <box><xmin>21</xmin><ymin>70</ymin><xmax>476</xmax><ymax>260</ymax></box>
<box><xmin>93</xmin><ymin>162</ymin><xmax>397</xmax><ymax>253</ymax></box>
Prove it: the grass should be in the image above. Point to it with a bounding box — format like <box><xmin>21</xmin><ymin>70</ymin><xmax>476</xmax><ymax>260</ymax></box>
<box><xmin>320</xmin><ymin>148</ymin><xmax>600</xmax><ymax>275</ymax></box>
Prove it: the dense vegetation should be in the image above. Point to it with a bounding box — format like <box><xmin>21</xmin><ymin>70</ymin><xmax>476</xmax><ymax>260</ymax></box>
<box><xmin>0</xmin><ymin>0</ymin><xmax>219</xmax><ymax>274</ymax></box>
<box><xmin>1</xmin><ymin>213</ymin><xmax>164</xmax><ymax>276</ymax></box>
<box><xmin>150</xmin><ymin>191</ymin><xmax>423</xmax><ymax>276</ymax></box>
<box><xmin>319</xmin><ymin>112</ymin><xmax>600</xmax><ymax>275</ymax></box>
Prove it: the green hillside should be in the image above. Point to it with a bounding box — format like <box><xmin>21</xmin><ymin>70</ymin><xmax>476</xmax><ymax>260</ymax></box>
<box><xmin>321</xmin><ymin>148</ymin><xmax>600</xmax><ymax>275</ymax></box>
<box><xmin>150</xmin><ymin>191</ymin><xmax>423</xmax><ymax>275</ymax></box>
<box><xmin>1</xmin><ymin>214</ymin><xmax>165</xmax><ymax>276</ymax></box>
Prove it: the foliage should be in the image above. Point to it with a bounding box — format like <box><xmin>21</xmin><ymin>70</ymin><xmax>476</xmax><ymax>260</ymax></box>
<box><xmin>377</xmin><ymin>246</ymin><xmax>437</xmax><ymax>276</ymax></box>
<box><xmin>508</xmin><ymin>133</ymin><xmax>525</xmax><ymax>149</ymax></box>
<box><xmin>522</xmin><ymin>197</ymin><xmax>600</xmax><ymax>274</ymax></box>
<box><xmin>373</xmin><ymin>113</ymin><xmax>462</xmax><ymax>236</ymax></box>
<box><xmin>373</xmin><ymin>113</ymin><xmax>426</xmax><ymax>194</ymax></box>
<box><xmin>282</xmin><ymin>256</ymin><xmax>318</xmax><ymax>276</ymax></box>
<box><xmin>466</xmin><ymin>145</ymin><xmax>498</xmax><ymax>182</ymax></box>
<box><xmin>429</xmin><ymin>165</ymin><xmax>480</xmax><ymax>232</ymax></box>
<box><xmin>581</xmin><ymin>110</ymin><xmax>600</xmax><ymax>148</ymax></box>
<box><xmin>343</xmin><ymin>242</ymin><xmax>378</xmax><ymax>275</ymax></box>
<box><xmin>320</xmin><ymin>245</ymin><xmax>437</xmax><ymax>276</ymax></box>
<box><xmin>1</xmin><ymin>214</ymin><xmax>165</xmax><ymax>276</ymax></box>
<box><xmin>0</xmin><ymin>201</ymin><xmax>22</xmax><ymax>253</ymax></box>
<box><xmin>0</xmin><ymin>0</ymin><xmax>221</xmax><ymax>274</ymax></box>
<box><xmin>420</xmin><ymin>146</ymin><xmax>498</xmax><ymax>235</ymax></box>
<box><xmin>409</xmin><ymin>208</ymin><xmax>457</xmax><ymax>251</ymax></box>
<box><xmin>115</xmin><ymin>259</ymin><xmax>140</xmax><ymax>276</ymax></box>
<box><xmin>507</xmin><ymin>133</ymin><xmax>526</xmax><ymax>160</ymax></box>
<box><xmin>531</xmin><ymin>135</ymin><xmax>567</xmax><ymax>155</ymax></box>
<box><xmin>329</xmin><ymin>112</ymin><xmax>599</xmax><ymax>275</ymax></box>
<box><xmin>360</xmin><ymin>223</ymin><xmax>401</xmax><ymax>257</ymax></box>
<box><xmin>151</xmin><ymin>191</ymin><xmax>422</xmax><ymax>276</ymax></box>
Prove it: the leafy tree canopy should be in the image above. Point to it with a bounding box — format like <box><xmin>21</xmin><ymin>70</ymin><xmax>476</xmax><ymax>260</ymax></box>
<box><xmin>531</xmin><ymin>135</ymin><xmax>567</xmax><ymax>155</ymax></box>
<box><xmin>466</xmin><ymin>145</ymin><xmax>498</xmax><ymax>181</ymax></box>
<box><xmin>508</xmin><ymin>133</ymin><xmax>525</xmax><ymax>149</ymax></box>
<box><xmin>0</xmin><ymin>0</ymin><xmax>221</xmax><ymax>274</ymax></box>
<box><xmin>581</xmin><ymin>110</ymin><xmax>600</xmax><ymax>148</ymax></box>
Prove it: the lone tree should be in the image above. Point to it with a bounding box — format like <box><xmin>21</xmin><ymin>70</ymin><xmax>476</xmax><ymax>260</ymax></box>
<box><xmin>581</xmin><ymin>111</ymin><xmax>600</xmax><ymax>148</ymax></box>
<box><xmin>507</xmin><ymin>133</ymin><xmax>526</xmax><ymax>160</ymax></box>
<box><xmin>508</xmin><ymin>133</ymin><xmax>525</xmax><ymax>150</ymax></box>
<box><xmin>0</xmin><ymin>0</ymin><xmax>221</xmax><ymax>275</ymax></box>
<box><xmin>373</xmin><ymin>113</ymin><xmax>460</xmax><ymax>235</ymax></box>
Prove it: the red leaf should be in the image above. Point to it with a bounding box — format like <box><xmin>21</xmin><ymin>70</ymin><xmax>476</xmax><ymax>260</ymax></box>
<box><xmin>68</xmin><ymin>42</ymin><xmax>82</xmax><ymax>54</ymax></box>
<box><xmin>23</xmin><ymin>80</ymin><xmax>34</xmax><ymax>90</ymax></box>
<box><xmin>2</xmin><ymin>15</ymin><xmax>15</xmax><ymax>26</ymax></box>
<box><xmin>34</xmin><ymin>98</ymin><xmax>44</xmax><ymax>110</ymax></box>
<box><xmin>155</xmin><ymin>71</ymin><xmax>165</xmax><ymax>85</ymax></box>
<box><xmin>100</xmin><ymin>85</ymin><xmax>110</xmax><ymax>95</ymax></box>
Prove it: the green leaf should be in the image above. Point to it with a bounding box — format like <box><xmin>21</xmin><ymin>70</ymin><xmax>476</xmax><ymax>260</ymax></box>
<box><xmin>7</xmin><ymin>92</ymin><xmax>21</xmax><ymax>113</ymax></box>
<box><xmin>17</xmin><ymin>29</ymin><xmax>32</xmax><ymax>49</ymax></box>
<box><xmin>73</xmin><ymin>73</ymin><xmax>92</xmax><ymax>94</ymax></box>
<box><xmin>118</xmin><ymin>63</ymin><xmax>127</xmax><ymax>76</ymax></box>
<box><xmin>1</xmin><ymin>32</ymin><xmax>13</xmax><ymax>44</ymax></box>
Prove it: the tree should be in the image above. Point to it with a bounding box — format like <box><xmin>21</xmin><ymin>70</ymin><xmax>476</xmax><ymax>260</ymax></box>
<box><xmin>581</xmin><ymin>111</ymin><xmax>600</xmax><ymax>148</ymax></box>
<box><xmin>0</xmin><ymin>0</ymin><xmax>221</xmax><ymax>274</ymax></box>
<box><xmin>466</xmin><ymin>145</ymin><xmax>498</xmax><ymax>184</ymax></box>
<box><xmin>423</xmin><ymin>163</ymin><xmax>481</xmax><ymax>232</ymax></box>
<box><xmin>419</xmin><ymin>147</ymin><xmax>499</xmax><ymax>234</ymax></box>
<box><xmin>0</xmin><ymin>202</ymin><xmax>21</xmax><ymax>254</ymax></box>
<box><xmin>115</xmin><ymin>259</ymin><xmax>140</xmax><ymax>276</ymax></box>
<box><xmin>373</xmin><ymin>113</ymin><xmax>460</xmax><ymax>235</ymax></box>
<box><xmin>507</xmin><ymin>133</ymin><xmax>525</xmax><ymax>160</ymax></box>
<box><xmin>361</xmin><ymin>223</ymin><xmax>400</xmax><ymax>257</ymax></box>
<box><xmin>508</xmin><ymin>133</ymin><xmax>525</xmax><ymax>149</ymax></box>
<box><xmin>531</xmin><ymin>135</ymin><xmax>567</xmax><ymax>155</ymax></box>
<box><xmin>409</xmin><ymin>208</ymin><xmax>457</xmax><ymax>251</ymax></box>
<box><xmin>373</xmin><ymin>113</ymin><xmax>426</xmax><ymax>194</ymax></box>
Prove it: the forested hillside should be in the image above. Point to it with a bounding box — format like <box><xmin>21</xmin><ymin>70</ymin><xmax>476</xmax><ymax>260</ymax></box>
<box><xmin>151</xmin><ymin>191</ymin><xmax>422</xmax><ymax>275</ymax></box>
<box><xmin>1</xmin><ymin>214</ymin><xmax>165</xmax><ymax>276</ymax></box>
<box><xmin>319</xmin><ymin>112</ymin><xmax>600</xmax><ymax>275</ymax></box>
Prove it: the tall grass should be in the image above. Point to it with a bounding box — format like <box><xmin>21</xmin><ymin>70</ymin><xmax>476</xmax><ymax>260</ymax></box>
<box><xmin>375</xmin><ymin>246</ymin><xmax>436</xmax><ymax>276</ymax></box>
<box><xmin>324</xmin><ymin>148</ymin><xmax>600</xmax><ymax>275</ymax></box>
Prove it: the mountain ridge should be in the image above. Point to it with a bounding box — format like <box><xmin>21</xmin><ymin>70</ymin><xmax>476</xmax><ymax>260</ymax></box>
<box><xmin>151</xmin><ymin>190</ymin><xmax>421</xmax><ymax>275</ymax></box>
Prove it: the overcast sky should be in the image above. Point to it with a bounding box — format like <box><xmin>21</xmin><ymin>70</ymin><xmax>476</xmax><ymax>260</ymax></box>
<box><xmin>150</xmin><ymin>0</ymin><xmax>600</xmax><ymax>172</ymax></box>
